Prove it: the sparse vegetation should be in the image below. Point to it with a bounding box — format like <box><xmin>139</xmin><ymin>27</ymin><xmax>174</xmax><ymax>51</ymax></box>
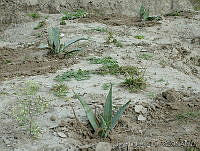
<box><xmin>60</xmin><ymin>20</ymin><xmax>66</xmax><ymax>25</ymax></box>
<box><xmin>54</xmin><ymin>69</ymin><xmax>91</xmax><ymax>82</ymax></box>
<box><xmin>39</xmin><ymin>27</ymin><xmax>87</xmax><ymax>54</ymax></box>
<box><xmin>89</xmin><ymin>57</ymin><xmax>141</xmax><ymax>76</ymax></box>
<box><xmin>176</xmin><ymin>111</ymin><xmax>200</xmax><ymax>120</ymax></box>
<box><xmin>34</xmin><ymin>21</ymin><xmax>46</xmax><ymax>30</ymax></box>
<box><xmin>122</xmin><ymin>73</ymin><xmax>147</xmax><ymax>92</ymax></box>
<box><xmin>13</xmin><ymin>81</ymin><xmax>49</xmax><ymax>138</ymax></box>
<box><xmin>102</xmin><ymin>83</ymin><xmax>111</xmax><ymax>90</ymax></box>
<box><xmin>28</xmin><ymin>12</ymin><xmax>40</xmax><ymax>19</ymax></box>
<box><xmin>61</xmin><ymin>9</ymin><xmax>87</xmax><ymax>20</ymax></box>
<box><xmin>106</xmin><ymin>32</ymin><xmax>123</xmax><ymax>48</ymax></box>
<box><xmin>134</xmin><ymin>35</ymin><xmax>145</xmax><ymax>39</ymax></box>
<box><xmin>51</xmin><ymin>83</ymin><xmax>69</xmax><ymax>97</ymax></box>
<box><xmin>138</xmin><ymin>53</ymin><xmax>154</xmax><ymax>60</ymax></box>
<box><xmin>165</xmin><ymin>11</ymin><xmax>181</xmax><ymax>16</ymax></box>
<box><xmin>75</xmin><ymin>84</ymin><xmax>131</xmax><ymax>138</ymax></box>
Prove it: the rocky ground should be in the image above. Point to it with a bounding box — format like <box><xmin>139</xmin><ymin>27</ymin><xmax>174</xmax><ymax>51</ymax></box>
<box><xmin>0</xmin><ymin>6</ymin><xmax>200</xmax><ymax>151</ymax></box>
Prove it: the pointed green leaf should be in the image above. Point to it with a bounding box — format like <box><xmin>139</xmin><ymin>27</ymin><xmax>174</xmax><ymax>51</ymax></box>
<box><xmin>48</xmin><ymin>27</ymin><xmax>61</xmax><ymax>53</ymax></box>
<box><xmin>38</xmin><ymin>43</ymin><xmax>48</xmax><ymax>49</ymax></box>
<box><xmin>99</xmin><ymin>115</ymin><xmax>108</xmax><ymax>138</ymax></box>
<box><xmin>61</xmin><ymin>37</ymin><xmax>87</xmax><ymax>51</ymax></box>
<box><xmin>103</xmin><ymin>84</ymin><xmax>112</xmax><ymax>127</ymax></box>
<box><xmin>111</xmin><ymin>100</ymin><xmax>131</xmax><ymax>129</ymax></box>
<box><xmin>75</xmin><ymin>94</ymin><xmax>99</xmax><ymax>131</ymax></box>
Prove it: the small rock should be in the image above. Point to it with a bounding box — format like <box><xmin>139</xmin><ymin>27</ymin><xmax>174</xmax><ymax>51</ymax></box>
<box><xmin>57</xmin><ymin>132</ymin><xmax>67</xmax><ymax>138</ymax></box>
<box><xmin>50</xmin><ymin>115</ymin><xmax>57</xmax><ymax>121</ymax></box>
<box><xmin>138</xmin><ymin>115</ymin><xmax>146</xmax><ymax>121</ymax></box>
<box><xmin>135</xmin><ymin>105</ymin><xmax>147</xmax><ymax>114</ymax></box>
<box><xmin>96</xmin><ymin>142</ymin><xmax>112</xmax><ymax>151</ymax></box>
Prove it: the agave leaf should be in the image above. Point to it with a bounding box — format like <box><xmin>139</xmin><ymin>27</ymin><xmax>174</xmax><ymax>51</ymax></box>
<box><xmin>111</xmin><ymin>100</ymin><xmax>131</xmax><ymax>129</ymax></box>
<box><xmin>99</xmin><ymin>115</ymin><xmax>108</xmax><ymax>137</ymax></box>
<box><xmin>61</xmin><ymin>37</ymin><xmax>87</xmax><ymax>51</ymax></box>
<box><xmin>103</xmin><ymin>84</ymin><xmax>112</xmax><ymax>127</ymax></box>
<box><xmin>143</xmin><ymin>9</ymin><xmax>149</xmax><ymax>21</ymax></box>
<box><xmin>48</xmin><ymin>27</ymin><xmax>61</xmax><ymax>53</ymax></box>
<box><xmin>139</xmin><ymin>4</ymin><xmax>145</xmax><ymax>19</ymax></box>
<box><xmin>38</xmin><ymin>43</ymin><xmax>48</xmax><ymax>49</ymax></box>
<box><xmin>75</xmin><ymin>94</ymin><xmax>99</xmax><ymax>131</ymax></box>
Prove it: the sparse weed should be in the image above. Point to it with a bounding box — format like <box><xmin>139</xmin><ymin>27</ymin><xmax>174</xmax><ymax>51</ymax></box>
<box><xmin>106</xmin><ymin>32</ymin><xmax>123</xmax><ymax>48</ymax></box>
<box><xmin>147</xmin><ymin>92</ymin><xmax>156</xmax><ymax>99</ymax></box>
<box><xmin>60</xmin><ymin>20</ymin><xmax>66</xmax><ymax>25</ymax></box>
<box><xmin>51</xmin><ymin>83</ymin><xmax>69</xmax><ymax>97</ymax></box>
<box><xmin>159</xmin><ymin>60</ymin><xmax>168</xmax><ymax>68</ymax></box>
<box><xmin>89</xmin><ymin>57</ymin><xmax>141</xmax><ymax>76</ymax></box>
<box><xmin>138</xmin><ymin>53</ymin><xmax>154</xmax><ymax>60</ymax></box>
<box><xmin>13</xmin><ymin>96</ymin><xmax>49</xmax><ymax>138</ymax></box>
<box><xmin>134</xmin><ymin>35</ymin><xmax>144</xmax><ymax>39</ymax></box>
<box><xmin>88</xmin><ymin>56</ymin><xmax>118</xmax><ymax>66</ymax></box>
<box><xmin>75</xmin><ymin>84</ymin><xmax>131</xmax><ymax>138</ymax></box>
<box><xmin>54</xmin><ymin>69</ymin><xmax>91</xmax><ymax>82</ymax></box>
<box><xmin>165</xmin><ymin>11</ymin><xmax>181</xmax><ymax>16</ymax></box>
<box><xmin>186</xmin><ymin>147</ymin><xmax>200</xmax><ymax>151</ymax></box>
<box><xmin>122</xmin><ymin>74</ymin><xmax>147</xmax><ymax>92</ymax></box>
<box><xmin>102</xmin><ymin>83</ymin><xmax>111</xmax><ymax>90</ymax></box>
<box><xmin>34</xmin><ymin>21</ymin><xmax>46</xmax><ymax>30</ymax></box>
<box><xmin>13</xmin><ymin>81</ymin><xmax>49</xmax><ymax>138</ymax></box>
<box><xmin>39</xmin><ymin>27</ymin><xmax>87</xmax><ymax>54</ymax></box>
<box><xmin>28</xmin><ymin>12</ymin><xmax>40</xmax><ymax>19</ymax></box>
<box><xmin>62</xmin><ymin>9</ymin><xmax>87</xmax><ymax>20</ymax></box>
<box><xmin>176</xmin><ymin>111</ymin><xmax>200</xmax><ymax>120</ymax></box>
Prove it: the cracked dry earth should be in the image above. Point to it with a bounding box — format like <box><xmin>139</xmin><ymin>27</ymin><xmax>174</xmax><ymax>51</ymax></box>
<box><xmin>0</xmin><ymin>10</ymin><xmax>200</xmax><ymax>151</ymax></box>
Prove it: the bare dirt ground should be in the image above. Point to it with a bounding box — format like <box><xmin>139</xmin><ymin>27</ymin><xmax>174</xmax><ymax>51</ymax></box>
<box><xmin>0</xmin><ymin>4</ymin><xmax>200</xmax><ymax>151</ymax></box>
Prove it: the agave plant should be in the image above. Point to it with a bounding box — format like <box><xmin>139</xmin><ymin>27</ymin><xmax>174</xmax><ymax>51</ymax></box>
<box><xmin>75</xmin><ymin>84</ymin><xmax>131</xmax><ymax>138</ymax></box>
<box><xmin>39</xmin><ymin>27</ymin><xmax>87</xmax><ymax>54</ymax></box>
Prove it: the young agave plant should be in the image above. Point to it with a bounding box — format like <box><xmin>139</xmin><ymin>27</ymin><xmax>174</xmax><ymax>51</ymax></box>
<box><xmin>39</xmin><ymin>27</ymin><xmax>87</xmax><ymax>54</ymax></box>
<box><xmin>75</xmin><ymin>84</ymin><xmax>131</xmax><ymax>138</ymax></box>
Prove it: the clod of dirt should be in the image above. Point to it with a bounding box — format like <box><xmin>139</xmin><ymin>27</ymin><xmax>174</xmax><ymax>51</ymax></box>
<box><xmin>160</xmin><ymin>89</ymin><xmax>184</xmax><ymax>102</ymax></box>
<box><xmin>95</xmin><ymin>142</ymin><xmax>112</xmax><ymax>151</ymax></box>
<box><xmin>134</xmin><ymin>105</ymin><xmax>147</xmax><ymax>114</ymax></box>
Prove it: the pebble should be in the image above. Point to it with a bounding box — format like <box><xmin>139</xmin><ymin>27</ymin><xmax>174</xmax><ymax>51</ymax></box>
<box><xmin>138</xmin><ymin>114</ymin><xmax>146</xmax><ymax>121</ymax></box>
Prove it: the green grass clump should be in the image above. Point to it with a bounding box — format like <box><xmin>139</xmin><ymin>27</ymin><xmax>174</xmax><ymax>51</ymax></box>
<box><xmin>51</xmin><ymin>84</ymin><xmax>69</xmax><ymax>97</ymax></box>
<box><xmin>75</xmin><ymin>84</ymin><xmax>131</xmax><ymax>138</ymax></box>
<box><xmin>55</xmin><ymin>69</ymin><xmax>91</xmax><ymax>82</ymax></box>
<box><xmin>28</xmin><ymin>12</ymin><xmax>40</xmax><ymax>19</ymax></box>
<box><xmin>122</xmin><ymin>75</ymin><xmax>147</xmax><ymax>92</ymax></box>
<box><xmin>34</xmin><ymin>21</ymin><xmax>46</xmax><ymax>30</ymax></box>
<box><xmin>134</xmin><ymin>35</ymin><xmax>144</xmax><ymax>39</ymax></box>
<box><xmin>106</xmin><ymin>32</ymin><xmax>123</xmax><ymax>48</ymax></box>
<box><xmin>62</xmin><ymin>9</ymin><xmax>87</xmax><ymax>20</ymax></box>
<box><xmin>176</xmin><ymin>111</ymin><xmax>200</xmax><ymax>120</ymax></box>
<box><xmin>89</xmin><ymin>57</ymin><xmax>141</xmax><ymax>76</ymax></box>
<box><xmin>88</xmin><ymin>56</ymin><xmax>118</xmax><ymax>66</ymax></box>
